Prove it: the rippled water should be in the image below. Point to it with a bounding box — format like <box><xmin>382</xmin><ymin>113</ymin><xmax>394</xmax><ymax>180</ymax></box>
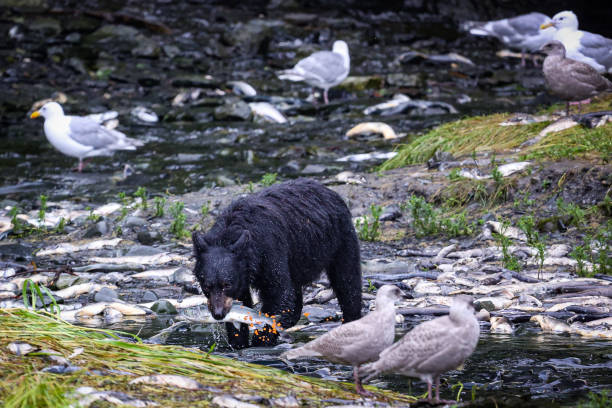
<box><xmin>103</xmin><ymin>315</ymin><xmax>612</xmax><ymax>407</ymax></box>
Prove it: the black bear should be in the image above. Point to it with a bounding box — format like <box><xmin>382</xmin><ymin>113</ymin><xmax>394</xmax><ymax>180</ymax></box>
<box><xmin>192</xmin><ymin>178</ymin><xmax>362</xmax><ymax>348</ymax></box>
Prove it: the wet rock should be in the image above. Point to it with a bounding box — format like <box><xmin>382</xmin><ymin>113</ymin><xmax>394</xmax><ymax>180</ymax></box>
<box><xmin>301</xmin><ymin>305</ymin><xmax>338</xmax><ymax>323</ymax></box>
<box><xmin>173</xmin><ymin>267</ymin><xmax>194</xmax><ymax>285</ymax></box>
<box><xmin>337</xmin><ymin>75</ymin><xmax>384</xmax><ymax>92</ymax></box>
<box><xmin>0</xmin><ymin>243</ymin><xmax>33</xmax><ymax>259</ymax></box>
<box><xmin>26</xmin><ymin>18</ymin><xmax>61</xmax><ymax>36</ymax></box>
<box><xmin>386</xmin><ymin>73</ymin><xmax>424</xmax><ymax>88</ymax></box>
<box><xmin>222</xmin><ymin>19</ymin><xmax>283</xmax><ymax>56</ymax></box>
<box><xmin>55</xmin><ymin>273</ymin><xmax>79</xmax><ymax>290</ymax></box>
<box><xmin>141</xmin><ymin>290</ymin><xmax>158</xmax><ymax>303</ymax></box>
<box><xmin>131</xmin><ymin>39</ymin><xmax>161</xmax><ymax>58</ymax></box>
<box><xmin>214</xmin><ymin>98</ymin><xmax>252</xmax><ymax>121</ymax></box>
<box><xmin>0</xmin><ymin>0</ymin><xmax>48</xmax><ymax>8</ymax></box>
<box><xmin>301</xmin><ymin>164</ymin><xmax>328</xmax><ymax>175</ymax></box>
<box><xmin>126</xmin><ymin>245</ymin><xmax>164</xmax><ymax>256</ymax></box>
<box><xmin>171</xmin><ymin>75</ymin><xmax>219</xmax><ymax>88</ymax></box>
<box><xmin>379</xmin><ymin>204</ymin><xmax>402</xmax><ymax>222</ymax></box>
<box><xmin>94</xmin><ymin>287</ymin><xmax>118</xmax><ymax>302</ymax></box>
<box><xmin>137</xmin><ymin>230</ymin><xmax>161</xmax><ymax>245</ymax></box>
<box><xmin>150</xmin><ymin>300</ymin><xmax>177</xmax><ymax>314</ymax></box>
<box><xmin>125</xmin><ymin>216</ymin><xmax>148</xmax><ymax>228</ymax></box>
<box><xmin>278</xmin><ymin>160</ymin><xmax>301</xmax><ymax>175</ymax></box>
<box><xmin>85</xmin><ymin>25</ymin><xmax>140</xmax><ymax>48</ymax></box>
<box><xmin>83</xmin><ymin>220</ymin><xmax>110</xmax><ymax>238</ymax></box>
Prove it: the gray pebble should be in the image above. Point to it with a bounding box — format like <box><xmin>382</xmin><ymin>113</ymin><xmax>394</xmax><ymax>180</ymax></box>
<box><xmin>94</xmin><ymin>287</ymin><xmax>118</xmax><ymax>302</ymax></box>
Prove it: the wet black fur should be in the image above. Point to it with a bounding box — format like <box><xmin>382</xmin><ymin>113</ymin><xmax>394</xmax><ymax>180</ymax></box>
<box><xmin>192</xmin><ymin>178</ymin><xmax>362</xmax><ymax>348</ymax></box>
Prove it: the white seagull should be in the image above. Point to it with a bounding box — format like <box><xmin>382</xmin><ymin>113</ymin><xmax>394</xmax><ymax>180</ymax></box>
<box><xmin>30</xmin><ymin>102</ymin><xmax>143</xmax><ymax>172</ymax></box>
<box><xmin>277</xmin><ymin>40</ymin><xmax>350</xmax><ymax>104</ymax></box>
<box><xmin>541</xmin><ymin>11</ymin><xmax>612</xmax><ymax>73</ymax></box>
<box><xmin>463</xmin><ymin>12</ymin><xmax>556</xmax><ymax>65</ymax></box>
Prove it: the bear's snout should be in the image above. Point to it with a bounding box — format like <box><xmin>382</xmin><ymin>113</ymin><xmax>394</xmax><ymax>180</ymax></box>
<box><xmin>208</xmin><ymin>292</ymin><xmax>233</xmax><ymax>320</ymax></box>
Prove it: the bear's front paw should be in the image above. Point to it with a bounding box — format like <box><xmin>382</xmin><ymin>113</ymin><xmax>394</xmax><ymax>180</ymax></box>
<box><xmin>251</xmin><ymin>325</ymin><xmax>279</xmax><ymax>347</ymax></box>
<box><xmin>226</xmin><ymin>322</ymin><xmax>250</xmax><ymax>349</ymax></box>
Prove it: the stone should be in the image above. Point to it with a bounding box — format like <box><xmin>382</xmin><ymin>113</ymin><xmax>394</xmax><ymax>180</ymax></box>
<box><xmin>213</xmin><ymin>98</ymin><xmax>252</xmax><ymax>121</ymax></box>
<box><xmin>336</xmin><ymin>75</ymin><xmax>384</xmax><ymax>92</ymax></box>
<box><xmin>54</xmin><ymin>274</ymin><xmax>79</xmax><ymax>290</ymax></box>
<box><xmin>83</xmin><ymin>220</ymin><xmax>110</xmax><ymax>238</ymax></box>
<box><xmin>125</xmin><ymin>216</ymin><xmax>148</xmax><ymax>228</ymax></box>
<box><xmin>386</xmin><ymin>73</ymin><xmax>423</xmax><ymax>88</ymax></box>
<box><xmin>150</xmin><ymin>300</ymin><xmax>177</xmax><ymax>314</ymax></box>
<box><xmin>301</xmin><ymin>305</ymin><xmax>337</xmax><ymax>323</ymax></box>
<box><xmin>94</xmin><ymin>287</ymin><xmax>118</xmax><ymax>302</ymax></box>
<box><xmin>126</xmin><ymin>245</ymin><xmax>164</xmax><ymax>256</ymax></box>
<box><xmin>141</xmin><ymin>290</ymin><xmax>158</xmax><ymax>303</ymax></box>
<box><xmin>171</xmin><ymin>75</ymin><xmax>219</xmax><ymax>88</ymax></box>
<box><xmin>379</xmin><ymin>204</ymin><xmax>402</xmax><ymax>222</ymax></box>
<box><xmin>173</xmin><ymin>267</ymin><xmax>194</xmax><ymax>285</ymax></box>
<box><xmin>131</xmin><ymin>40</ymin><xmax>161</xmax><ymax>58</ymax></box>
<box><xmin>301</xmin><ymin>164</ymin><xmax>327</xmax><ymax>175</ymax></box>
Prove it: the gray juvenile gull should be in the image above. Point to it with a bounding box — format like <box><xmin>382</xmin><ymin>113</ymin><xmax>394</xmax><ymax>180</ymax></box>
<box><xmin>281</xmin><ymin>284</ymin><xmax>404</xmax><ymax>396</ymax></box>
<box><xmin>30</xmin><ymin>102</ymin><xmax>143</xmax><ymax>172</ymax></box>
<box><xmin>277</xmin><ymin>40</ymin><xmax>350</xmax><ymax>104</ymax></box>
<box><xmin>542</xmin><ymin>11</ymin><xmax>612</xmax><ymax>73</ymax></box>
<box><xmin>463</xmin><ymin>12</ymin><xmax>555</xmax><ymax>66</ymax></box>
<box><xmin>360</xmin><ymin>295</ymin><xmax>480</xmax><ymax>404</ymax></box>
<box><xmin>541</xmin><ymin>41</ymin><xmax>612</xmax><ymax>115</ymax></box>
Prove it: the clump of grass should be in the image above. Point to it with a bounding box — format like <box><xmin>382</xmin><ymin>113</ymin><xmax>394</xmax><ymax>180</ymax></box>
<box><xmin>494</xmin><ymin>220</ymin><xmax>521</xmax><ymax>271</ymax></box>
<box><xmin>37</xmin><ymin>194</ymin><xmax>47</xmax><ymax>230</ymax></box>
<box><xmin>0</xmin><ymin>309</ymin><xmax>416</xmax><ymax>407</ymax></box>
<box><xmin>518</xmin><ymin>215</ymin><xmax>547</xmax><ymax>278</ymax></box>
<box><xmin>9</xmin><ymin>205</ymin><xmax>25</xmax><ymax>234</ymax></box>
<box><xmin>578</xmin><ymin>390</ymin><xmax>612</xmax><ymax>408</ymax></box>
<box><xmin>557</xmin><ymin>197</ymin><xmax>587</xmax><ymax>228</ymax></box>
<box><xmin>260</xmin><ymin>172</ymin><xmax>278</xmax><ymax>187</ymax></box>
<box><xmin>571</xmin><ymin>221</ymin><xmax>612</xmax><ymax>277</ymax></box>
<box><xmin>380</xmin><ymin>95</ymin><xmax>612</xmax><ymax>170</ymax></box>
<box><xmin>355</xmin><ymin>204</ymin><xmax>383</xmax><ymax>241</ymax></box>
<box><xmin>134</xmin><ymin>186</ymin><xmax>148</xmax><ymax>210</ymax></box>
<box><xmin>154</xmin><ymin>196</ymin><xmax>166</xmax><ymax>218</ymax></box>
<box><xmin>169</xmin><ymin>201</ymin><xmax>189</xmax><ymax>239</ymax></box>
<box><xmin>3</xmin><ymin>373</ymin><xmax>74</xmax><ymax>408</ymax></box>
<box><xmin>401</xmin><ymin>195</ymin><xmax>474</xmax><ymax>237</ymax></box>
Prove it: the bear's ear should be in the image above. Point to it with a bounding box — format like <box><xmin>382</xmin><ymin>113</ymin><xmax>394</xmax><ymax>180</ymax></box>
<box><xmin>192</xmin><ymin>231</ymin><xmax>209</xmax><ymax>253</ymax></box>
<box><xmin>230</xmin><ymin>230</ymin><xmax>250</xmax><ymax>252</ymax></box>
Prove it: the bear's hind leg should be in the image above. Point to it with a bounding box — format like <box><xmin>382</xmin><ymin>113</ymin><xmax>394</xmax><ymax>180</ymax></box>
<box><xmin>326</xmin><ymin>238</ymin><xmax>362</xmax><ymax>323</ymax></box>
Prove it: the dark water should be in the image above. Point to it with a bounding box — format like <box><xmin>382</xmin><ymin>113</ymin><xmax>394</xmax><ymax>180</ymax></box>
<box><xmin>102</xmin><ymin>315</ymin><xmax>612</xmax><ymax>407</ymax></box>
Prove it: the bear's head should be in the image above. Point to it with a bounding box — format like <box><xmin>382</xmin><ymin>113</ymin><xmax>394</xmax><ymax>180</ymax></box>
<box><xmin>192</xmin><ymin>230</ymin><xmax>251</xmax><ymax>320</ymax></box>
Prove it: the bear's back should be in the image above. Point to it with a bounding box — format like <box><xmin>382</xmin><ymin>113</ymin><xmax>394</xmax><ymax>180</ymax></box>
<box><xmin>214</xmin><ymin>179</ymin><xmax>356</xmax><ymax>283</ymax></box>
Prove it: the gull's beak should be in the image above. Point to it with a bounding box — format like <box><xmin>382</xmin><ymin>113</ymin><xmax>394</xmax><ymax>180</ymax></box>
<box><xmin>540</xmin><ymin>22</ymin><xmax>554</xmax><ymax>29</ymax></box>
<box><xmin>30</xmin><ymin>111</ymin><xmax>41</xmax><ymax>119</ymax></box>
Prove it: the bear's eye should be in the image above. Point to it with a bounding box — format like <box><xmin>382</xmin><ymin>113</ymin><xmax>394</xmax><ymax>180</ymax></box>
<box><xmin>222</xmin><ymin>283</ymin><xmax>232</xmax><ymax>290</ymax></box>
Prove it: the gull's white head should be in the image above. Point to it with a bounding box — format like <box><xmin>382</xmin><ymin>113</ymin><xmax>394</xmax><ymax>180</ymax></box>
<box><xmin>376</xmin><ymin>284</ymin><xmax>405</xmax><ymax>308</ymax></box>
<box><xmin>30</xmin><ymin>101</ymin><xmax>64</xmax><ymax>120</ymax></box>
<box><xmin>550</xmin><ymin>11</ymin><xmax>578</xmax><ymax>30</ymax></box>
<box><xmin>450</xmin><ymin>295</ymin><xmax>476</xmax><ymax>321</ymax></box>
<box><xmin>332</xmin><ymin>40</ymin><xmax>350</xmax><ymax>66</ymax></box>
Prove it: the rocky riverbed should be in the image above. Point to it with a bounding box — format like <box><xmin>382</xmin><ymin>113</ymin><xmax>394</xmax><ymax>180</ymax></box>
<box><xmin>1</xmin><ymin>0</ymin><xmax>611</xmax><ymax>406</ymax></box>
<box><xmin>1</xmin><ymin>150</ymin><xmax>610</xmax><ymax>407</ymax></box>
